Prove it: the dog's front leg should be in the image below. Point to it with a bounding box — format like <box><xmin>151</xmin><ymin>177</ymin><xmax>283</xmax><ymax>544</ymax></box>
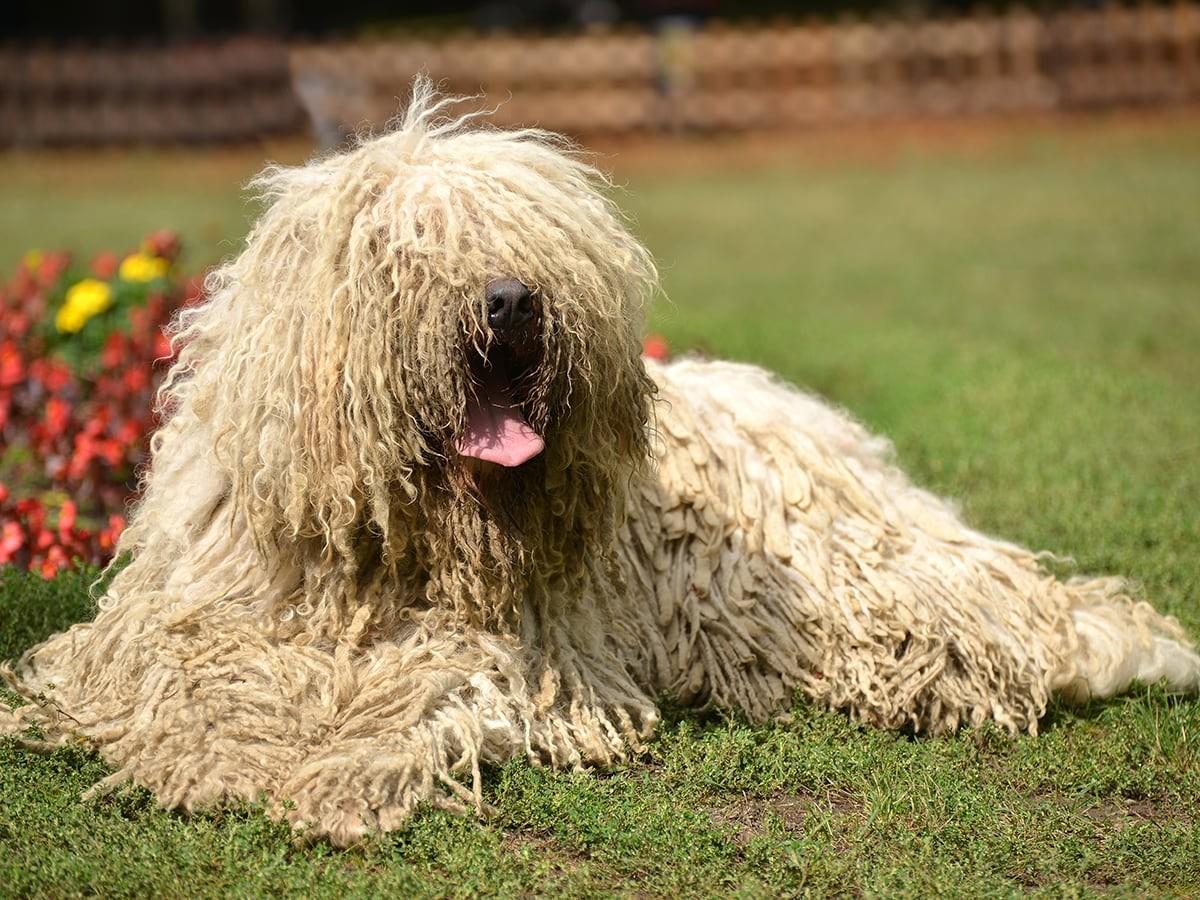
<box><xmin>267</xmin><ymin>626</ymin><xmax>524</xmax><ymax>843</ymax></box>
<box><xmin>270</xmin><ymin>608</ymin><xmax>658</xmax><ymax>845</ymax></box>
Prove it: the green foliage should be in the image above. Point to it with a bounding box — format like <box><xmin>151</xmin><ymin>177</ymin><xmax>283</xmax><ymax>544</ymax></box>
<box><xmin>2</xmin><ymin>122</ymin><xmax>1199</xmax><ymax>895</ymax></box>
<box><xmin>41</xmin><ymin>267</ymin><xmax>171</xmax><ymax>374</ymax></box>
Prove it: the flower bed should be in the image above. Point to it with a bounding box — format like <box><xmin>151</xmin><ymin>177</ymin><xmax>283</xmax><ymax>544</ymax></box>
<box><xmin>1</xmin><ymin>235</ymin><xmax>669</xmax><ymax>578</ymax></box>
<box><xmin>0</xmin><ymin>232</ymin><xmax>197</xmax><ymax>576</ymax></box>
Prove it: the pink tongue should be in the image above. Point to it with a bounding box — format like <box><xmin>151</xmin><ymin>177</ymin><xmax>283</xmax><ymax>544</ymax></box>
<box><xmin>457</xmin><ymin>377</ymin><xmax>545</xmax><ymax>467</ymax></box>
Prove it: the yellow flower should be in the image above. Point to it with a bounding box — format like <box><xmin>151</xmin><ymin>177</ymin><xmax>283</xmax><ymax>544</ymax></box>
<box><xmin>55</xmin><ymin>304</ymin><xmax>88</xmax><ymax>333</ymax></box>
<box><xmin>55</xmin><ymin>278</ymin><xmax>114</xmax><ymax>334</ymax></box>
<box><xmin>118</xmin><ymin>252</ymin><xmax>169</xmax><ymax>283</ymax></box>
<box><xmin>23</xmin><ymin>250</ymin><xmax>43</xmax><ymax>272</ymax></box>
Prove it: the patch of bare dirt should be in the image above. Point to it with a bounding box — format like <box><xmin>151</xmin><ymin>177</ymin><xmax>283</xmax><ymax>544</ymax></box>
<box><xmin>501</xmin><ymin>829</ymin><xmax>590</xmax><ymax>875</ymax></box>
<box><xmin>1080</xmin><ymin>797</ymin><xmax>1181</xmax><ymax>825</ymax></box>
<box><xmin>708</xmin><ymin>790</ymin><xmax>858</xmax><ymax>848</ymax></box>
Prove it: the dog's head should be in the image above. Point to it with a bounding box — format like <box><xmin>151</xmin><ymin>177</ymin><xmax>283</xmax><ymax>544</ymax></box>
<box><xmin>174</xmin><ymin>80</ymin><xmax>658</xmax><ymax>623</ymax></box>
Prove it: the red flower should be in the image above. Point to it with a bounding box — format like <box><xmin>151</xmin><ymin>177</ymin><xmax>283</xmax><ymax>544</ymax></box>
<box><xmin>101</xmin><ymin>331</ymin><xmax>128</xmax><ymax>369</ymax></box>
<box><xmin>99</xmin><ymin>514</ymin><xmax>126</xmax><ymax>550</ymax></box>
<box><xmin>34</xmin><ymin>527</ymin><xmax>54</xmax><ymax>551</ymax></box>
<box><xmin>0</xmin><ymin>524</ymin><xmax>23</xmax><ymax>564</ymax></box>
<box><xmin>58</xmin><ymin>499</ymin><xmax>77</xmax><ymax>537</ymax></box>
<box><xmin>37</xmin><ymin>251</ymin><xmax>70</xmax><ymax>285</ymax></box>
<box><xmin>115</xmin><ymin>418</ymin><xmax>142</xmax><ymax>445</ymax></box>
<box><xmin>98</xmin><ymin>438</ymin><xmax>124</xmax><ymax>466</ymax></box>
<box><xmin>142</xmin><ymin>230</ymin><xmax>181</xmax><ymax>262</ymax></box>
<box><xmin>154</xmin><ymin>331</ymin><xmax>174</xmax><ymax>361</ymax></box>
<box><xmin>4</xmin><ymin>309</ymin><xmax>32</xmax><ymax>339</ymax></box>
<box><xmin>91</xmin><ymin>251</ymin><xmax>120</xmax><ymax>279</ymax></box>
<box><xmin>39</xmin><ymin>544</ymin><xmax>69</xmax><ymax>579</ymax></box>
<box><xmin>0</xmin><ymin>340</ymin><xmax>22</xmax><ymax>387</ymax></box>
<box><xmin>642</xmin><ymin>334</ymin><xmax>670</xmax><ymax>361</ymax></box>
<box><xmin>43</xmin><ymin>396</ymin><xmax>71</xmax><ymax>437</ymax></box>
<box><xmin>122</xmin><ymin>365</ymin><xmax>149</xmax><ymax>393</ymax></box>
<box><xmin>29</xmin><ymin>358</ymin><xmax>73</xmax><ymax>392</ymax></box>
<box><xmin>15</xmin><ymin>497</ymin><xmax>45</xmax><ymax>533</ymax></box>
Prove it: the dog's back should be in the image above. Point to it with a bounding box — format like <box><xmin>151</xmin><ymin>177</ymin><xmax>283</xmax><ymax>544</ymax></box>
<box><xmin>633</xmin><ymin>357</ymin><xmax>1199</xmax><ymax>733</ymax></box>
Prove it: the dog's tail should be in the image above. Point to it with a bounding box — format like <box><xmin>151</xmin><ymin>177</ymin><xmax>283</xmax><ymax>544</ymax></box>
<box><xmin>1058</xmin><ymin>586</ymin><xmax>1200</xmax><ymax>702</ymax></box>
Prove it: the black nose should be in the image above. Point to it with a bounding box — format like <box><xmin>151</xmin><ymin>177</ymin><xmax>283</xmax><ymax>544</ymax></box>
<box><xmin>486</xmin><ymin>278</ymin><xmax>534</xmax><ymax>336</ymax></box>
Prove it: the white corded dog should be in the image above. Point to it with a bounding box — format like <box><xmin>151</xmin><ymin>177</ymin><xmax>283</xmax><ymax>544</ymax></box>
<box><xmin>4</xmin><ymin>81</ymin><xmax>1197</xmax><ymax>845</ymax></box>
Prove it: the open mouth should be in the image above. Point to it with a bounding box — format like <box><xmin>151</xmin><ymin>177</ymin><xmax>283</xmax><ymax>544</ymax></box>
<box><xmin>456</xmin><ymin>346</ymin><xmax>545</xmax><ymax>468</ymax></box>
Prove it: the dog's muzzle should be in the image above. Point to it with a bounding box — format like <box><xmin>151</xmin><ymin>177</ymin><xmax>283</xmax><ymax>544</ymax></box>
<box><xmin>456</xmin><ymin>279</ymin><xmax>545</xmax><ymax>468</ymax></box>
<box><xmin>485</xmin><ymin>278</ymin><xmax>535</xmax><ymax>341</ymax></box>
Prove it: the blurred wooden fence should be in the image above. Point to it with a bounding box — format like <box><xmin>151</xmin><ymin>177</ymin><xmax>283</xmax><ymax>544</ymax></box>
<box><xmin>295</xmin><ymin>4</ymin><xmax>1200</xmax><ymax>138</ymax></box>
<box><xmin>3</xmin><ymin>5</ymin><xmax>1200</xmax><ymax>146</ymax></box>
<box><xmin>0</xmin><ymin>38</ymin><xmax>304</xmax><ymax>145</ymax></box>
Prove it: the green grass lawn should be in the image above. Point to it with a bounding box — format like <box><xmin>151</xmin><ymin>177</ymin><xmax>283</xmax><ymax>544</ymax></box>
<box><xmin>3</xmin><ymin>118</ymin><xmax>1200</xmax><ymax>896</ymax></box>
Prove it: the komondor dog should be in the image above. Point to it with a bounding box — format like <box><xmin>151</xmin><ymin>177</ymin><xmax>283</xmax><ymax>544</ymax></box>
<box><xmin>3</xmin><ymin>81</ymin><xmax>1198</xmax><ymax>845</ymax></box>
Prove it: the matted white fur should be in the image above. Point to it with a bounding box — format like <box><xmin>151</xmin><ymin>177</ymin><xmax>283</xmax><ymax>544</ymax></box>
<box><xmin>3</xmin><ymin>82</ymin><xmax>1197</xmax><ymax>845</ymax></box>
